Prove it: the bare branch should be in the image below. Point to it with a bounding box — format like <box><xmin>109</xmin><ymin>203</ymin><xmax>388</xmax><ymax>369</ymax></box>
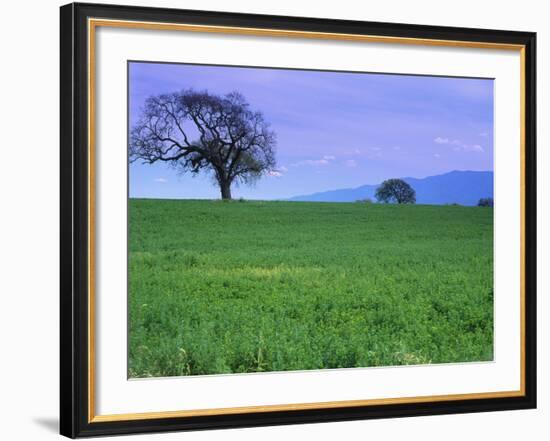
<box><xmin>130</xmin><ymin>89</ymin><xmax>277</xmax><ymax>199</ymax></box>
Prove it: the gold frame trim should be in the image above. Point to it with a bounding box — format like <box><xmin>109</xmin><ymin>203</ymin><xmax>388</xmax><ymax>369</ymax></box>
<box><xmin>87</xmin><ymin>18</ymin><xmax>527</xmax><ymax>424</ymax></box>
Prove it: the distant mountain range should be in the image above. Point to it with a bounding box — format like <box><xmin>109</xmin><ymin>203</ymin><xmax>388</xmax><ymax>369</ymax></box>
<box><xmin>288</xmin><ymin>170</ymin><xmax>493</xmax><ymax>206</ymax></box>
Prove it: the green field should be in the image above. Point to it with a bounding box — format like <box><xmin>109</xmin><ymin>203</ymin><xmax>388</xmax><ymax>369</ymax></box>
<box><xmin>128</xmin><ymin>199</ymin><xmax>493</xmax><ymax>378</ymax></box>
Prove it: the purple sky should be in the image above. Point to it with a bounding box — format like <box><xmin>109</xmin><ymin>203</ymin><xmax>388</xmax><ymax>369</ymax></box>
<box><xmin>129</xmin><ymin>61</ymin><xmax>493</xmax><ymax>200</ymax></box>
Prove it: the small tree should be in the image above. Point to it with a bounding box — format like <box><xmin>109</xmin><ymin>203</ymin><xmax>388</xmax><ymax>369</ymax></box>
<box><xmin>375</xmin><ymin>179</ymin><xmax>416</xmax><ymax>204</ymax></box>
<box><xmin>130</xmin><ymin>89</ymin><xmax>276</xmax><ymax>200</ymax></box>
<box><xmin>356</xmin><ymin>197</ymin><xmax>373</xmax><ymax>204</ymax></box>
<box><xmin>478</xmin><ymin>197</ymin><xmax>494</xmax><ymax>207</ymax></box>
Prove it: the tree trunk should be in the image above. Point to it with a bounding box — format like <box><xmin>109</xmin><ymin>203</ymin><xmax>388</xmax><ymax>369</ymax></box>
<box><xmin>220</xmin><ymin>180</ymin><xmax>232</xmax><ymax>200</ymax></box>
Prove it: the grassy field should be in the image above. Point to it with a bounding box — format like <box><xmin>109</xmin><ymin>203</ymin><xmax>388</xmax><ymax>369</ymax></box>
<box><xmin>128</xmin><ymin>199</ymin><xmax>493</xmax><ymax>378</ymax></box>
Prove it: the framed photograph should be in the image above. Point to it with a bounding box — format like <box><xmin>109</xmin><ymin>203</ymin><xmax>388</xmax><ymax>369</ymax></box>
<box><xmin>60</xmin><ymin>2</ymin><xmax>536</xmax><ymax>438</ymax></box>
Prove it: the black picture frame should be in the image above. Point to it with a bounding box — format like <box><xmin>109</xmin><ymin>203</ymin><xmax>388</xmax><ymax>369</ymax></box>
<box><xmin>60</xmin><ymin>2</ymin><xmax>537</xmax><ymax>438</ymax></box>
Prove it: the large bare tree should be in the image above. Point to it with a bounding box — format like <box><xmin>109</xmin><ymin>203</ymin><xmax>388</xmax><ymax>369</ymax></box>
<box><xmin>130</xmin><ymin>90</ymin><xmax>276</xmax><ymax>200</ymax></box>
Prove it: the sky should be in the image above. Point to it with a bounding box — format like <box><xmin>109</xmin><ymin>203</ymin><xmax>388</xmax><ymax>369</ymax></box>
<box><xmin>128</xmin><ymin>61</ymin><xmax>493</xmax><ymax>200</ymax></box>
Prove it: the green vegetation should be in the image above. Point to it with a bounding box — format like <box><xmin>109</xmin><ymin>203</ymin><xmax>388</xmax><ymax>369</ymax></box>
<box><xmin>478</xmin><ymin>197</ymin><xmax>494</xmax><ymax>207</ymax></box>
<box><xmin>129</xmin><ymin>199</ymin><xmax>493</xmax><ymax>378</ymax></box>
<box><xmin>375</xmin><ymin>178</ymin><xmax>416</xmax><ymax>204</ymax></box>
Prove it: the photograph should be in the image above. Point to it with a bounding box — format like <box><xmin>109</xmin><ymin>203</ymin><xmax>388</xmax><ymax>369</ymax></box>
<box><xmin>128</xmin><ymin>61</ymin><xmax>495</xmax><ymax>378</ymax></box>
<box><xmin>55</xmin><ymin>2</ymin><xmax>538</xmax><ymax>437</ymax></box>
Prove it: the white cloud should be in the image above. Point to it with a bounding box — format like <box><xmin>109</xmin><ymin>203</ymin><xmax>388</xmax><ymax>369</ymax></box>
<box><xmin>479</xmin><ymin>132</ymin><xmax>489</xmax><ymax>137</ymax></box>
<box><xmin>154</xmin><ymin>178</ymin><xmax>168</xmax><ymax>183</ymax></box>
<box><xmin>434</xmin><ymin>153</ymin><xmax>441</xmax><ymax>158</ymax></box>
<box><xmin>309</xmin><ymin>159</ymin><xmax>329</xmax><ymax>166</ymax></box>
<box><xmin>323</xmin><ymin>155</ymin><xmax>336</xmax><ymax>160</ymax></box>
<box><xmin>393</xmin><ymin>146</ymin><xmax>401</xmax><ymax>151</ymax></box>
<box><xmin>344</xmin><ymin>159</ymin><xmax>357</xmax><ymax>167</ymax></box>
<box><xmin>369</xmin><ymin>147</ymin><xmax>382</xmax><ymax>151</ymax></box>
<box><xmin>291</xmin><ymin>158</ymin><xmax>330</xmax><ymax>167</ymax></box>
<box><xmin>267</xmin><ymin>166</ymin><xmax>288</xmax><ymax>177</ymax></box>
<box><xmin>464</xmin><ymin>144</ymin><xmax>484</xmax><ymax>152</ymax></box>
<box><xmin>434</xmin><ymin>137</ymin><xmax>484</xmax><ymax>153</ymax></box>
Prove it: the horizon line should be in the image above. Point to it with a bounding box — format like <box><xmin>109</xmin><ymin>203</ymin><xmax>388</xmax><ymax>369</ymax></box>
<box><xmin>130</xmin><ymin>169</ymin><xmax>494</xmax><ymax>202</ymax></box>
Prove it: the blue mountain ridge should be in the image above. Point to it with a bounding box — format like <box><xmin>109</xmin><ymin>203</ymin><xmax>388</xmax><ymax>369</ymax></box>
<box><xmin>287</xmin><ymin>170</ymin><xmax>493</xmax><ymax>206</ymax></box>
